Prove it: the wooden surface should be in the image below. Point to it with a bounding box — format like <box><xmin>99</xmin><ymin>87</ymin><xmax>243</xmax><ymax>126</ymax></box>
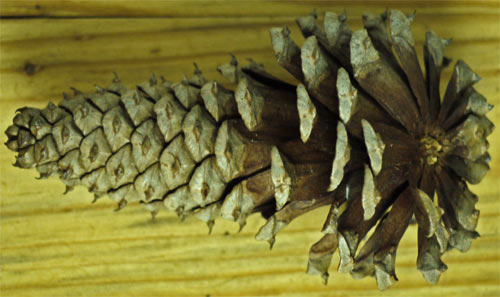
<box><xmin>0</xmin><ymin>1</ymin><xmax>499</xmax><ymax>296</ymax></box>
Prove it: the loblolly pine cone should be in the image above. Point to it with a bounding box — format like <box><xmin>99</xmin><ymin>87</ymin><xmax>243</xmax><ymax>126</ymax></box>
<box><xmin>4</xmin><ymin>9</ymin><xmax>494</xmax><ymax>290</ymax></box>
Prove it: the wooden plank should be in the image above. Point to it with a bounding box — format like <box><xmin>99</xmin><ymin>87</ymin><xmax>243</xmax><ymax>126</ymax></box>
<box><xmin>1</xmin><ymin>0</ymin><xmax>499</xmax><ymax>18</ymax></box>
<box><xmin>0</xmin><ymin>15</ymin><xmax>498</xmax><ymax>104</ymax></box>
<box><xmin>0</xmin><ymin>1</ymin><xmax>499</xmax><ymax>297</ymax></box>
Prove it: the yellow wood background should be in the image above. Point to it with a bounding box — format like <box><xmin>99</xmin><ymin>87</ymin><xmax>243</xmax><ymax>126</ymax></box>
<box><xmin>0</xmin><ymin>1</ymin><xmax>499</xmax><ymax>296</ymax></box>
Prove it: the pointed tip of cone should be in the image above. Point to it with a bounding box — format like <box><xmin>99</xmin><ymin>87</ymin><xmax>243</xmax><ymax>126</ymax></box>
<box><xmin>238</xmin><ymin>221</ymin><xmax>246</xmax><ymax>233</ymax></box>
<box><xmin>114</xmin><ymin>199</ymin><xmax>127</xmax><ymax>212</ymax></box>
<box><xmin>420</xmin><ymin>269</ymin><xmax>442</xmax><ymax>285</ymax></box>
<box><xmin>207</xmin><ymin>221</ymin><xmax>214</xmax><ymax>234</ymax></box>
<box><xmin>268</xmin><ymin>237</ymin><xmax>276</xmax><ymax>250</ymax></box>
<box><xmin>374</xmin><ymin>265</ymin><xmax>397</xmax><ymax>291</ymax></box>
<box><xmin>321</xmin><ymin>272</ymin><xmax>329</xmax><ymax>285</ymax></box>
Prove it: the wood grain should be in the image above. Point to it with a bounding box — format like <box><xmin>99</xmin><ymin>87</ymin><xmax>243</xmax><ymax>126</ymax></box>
<box><xmin>1</xmin><ymin>1</ymin><xmax>499</xmax><ymax>296</ymax></box>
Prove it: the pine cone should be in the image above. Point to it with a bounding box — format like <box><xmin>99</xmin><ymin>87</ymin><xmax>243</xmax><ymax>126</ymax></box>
<box><xmin>4</xmin><ymin>9</ymin><xmax>494</xmax><ymax>290</ymax></box>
